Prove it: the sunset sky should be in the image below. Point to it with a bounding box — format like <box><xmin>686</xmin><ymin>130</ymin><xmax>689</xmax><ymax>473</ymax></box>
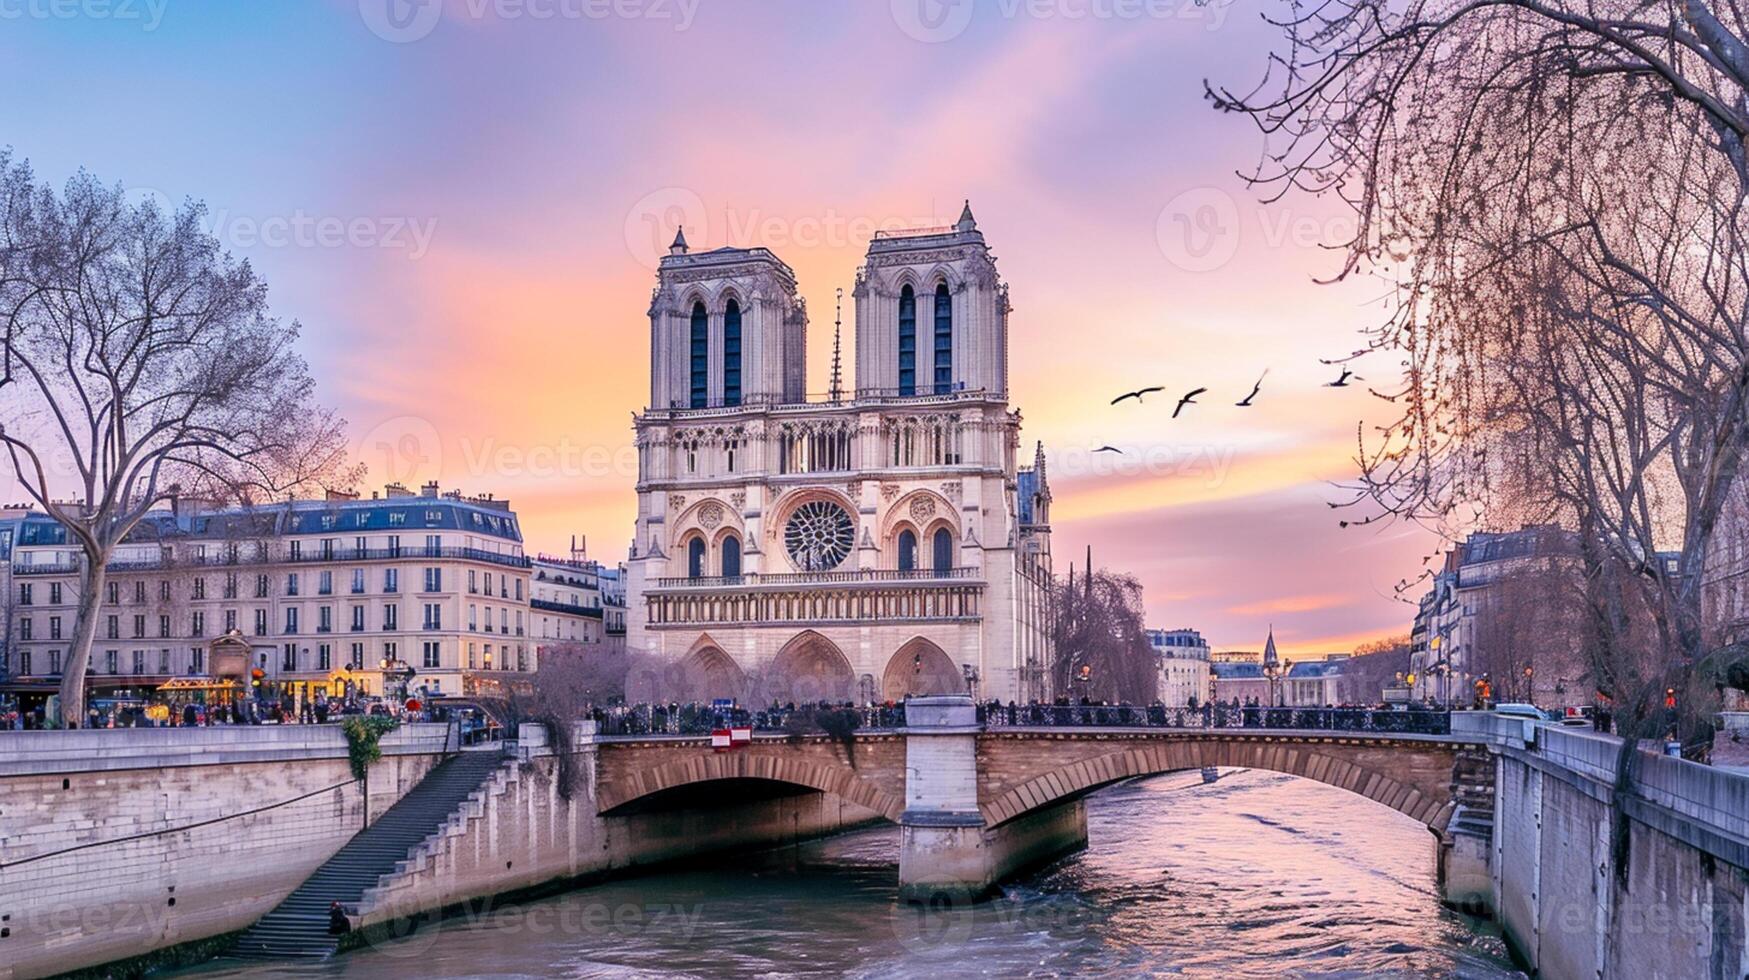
<box><xmin>0</xmin><ymin>0</ymin><xmax>1440</xmax><ymax>655</ymax></box>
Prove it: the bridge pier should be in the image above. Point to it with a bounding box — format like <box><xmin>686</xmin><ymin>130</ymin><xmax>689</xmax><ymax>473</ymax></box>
<box><xmin>897</xmin><ymin>696</ymin><xmax>1088</xmax><ymax>901</ymax></box>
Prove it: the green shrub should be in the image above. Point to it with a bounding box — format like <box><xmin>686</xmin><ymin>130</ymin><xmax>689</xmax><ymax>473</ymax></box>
<box><xmin>342</xmin><ymin>715</ymin><xmax>400</xmax><ymax>779</ymax></box>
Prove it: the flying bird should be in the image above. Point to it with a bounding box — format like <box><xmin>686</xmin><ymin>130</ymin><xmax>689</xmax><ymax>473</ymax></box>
<box><xmin>1326</xmin><ymin>367</ymin><xmax>1361</xmax><ymax>387</ymax></box>
<box><xmin>1172</xmin><ymin>387</ymin><xmax>1208</xmax><ymax>418</ymax></box>
<box><xmin>1093</xmin><ymin>445</ymin><xmax>1124</xmax><ymax>455</ymax></box>
<box><xmin>1235</xmin><ymin>370</ymin><xmax>1268</xmax><ymax>407</ymax></box>
<box><xmin>1319</xmin><ymin>349</ymin><xmax>1370</xmax><ymax>365</ymax></box>
<box><xmin>1110</xmin><ymin>386</ymin><xmax>1164</xmax><ymax>405</ymax></box>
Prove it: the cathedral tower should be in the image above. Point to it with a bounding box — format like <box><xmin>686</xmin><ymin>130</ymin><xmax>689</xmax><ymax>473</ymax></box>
<box><xmin>648</xmin><ymin>229</ymin><xmax>807</xmax><ymax>410</ymax></box>
<box><xmin>853</xmin><ymin>202</ymin><xmax>1008</xmax><ymax>399</ymax></box>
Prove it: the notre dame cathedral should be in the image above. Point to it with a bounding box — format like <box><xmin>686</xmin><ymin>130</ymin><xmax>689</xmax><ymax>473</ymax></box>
<box><xmin>624</xmin><ymin>203</ymin><xmax>1054</xmax><ymax>704</ymax></box>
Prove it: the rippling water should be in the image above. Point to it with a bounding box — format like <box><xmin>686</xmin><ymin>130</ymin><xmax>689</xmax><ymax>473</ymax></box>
<box><xmin>187</xmin><ymin>769</ymin><xmax>1522</xmax><ymax>979</ymax></box>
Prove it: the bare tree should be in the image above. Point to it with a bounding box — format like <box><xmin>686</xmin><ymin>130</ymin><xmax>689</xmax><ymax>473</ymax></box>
<box><xmin>0</xmin><ymin>154</ymin><xmax>356</xmax><ymax>725</ymax></box>
<box><xmin>1337</xmin><ymin>634</ymin><xmax>1411</xmax><ymax>704</ymax></box>
<box><xmin>1212</xmin><ymin>0</ymin><xmax>1749</xmax><ymax>738</ymax></box>
<box><xmin>1051</xmin><ymin>565</ymin><xmax>1156</xmax><ymax>703</ymax></box>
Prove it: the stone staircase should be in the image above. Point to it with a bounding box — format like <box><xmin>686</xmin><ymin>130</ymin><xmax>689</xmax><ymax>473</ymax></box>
<box><xmin>229</xmin><ymin>749</ymin><xmax>509</xmax><ymax>960</ymax></box>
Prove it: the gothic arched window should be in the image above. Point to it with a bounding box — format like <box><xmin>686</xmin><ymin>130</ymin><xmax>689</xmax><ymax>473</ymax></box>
<box><xmin>687</xmin><ymin>537</ymin><xmax>706</xmax><ymax>579</ymax></box>
<box><xmin>689</xmin><ymin>302</ymin><xmax>708</xmax><ymax>409</ymax></box>
<box><xmin>933</xmin><ymin>282</ymin><xmax>952</xmax><ymax>394</ymax></box>
<box><xmin>721</xmin><ymin>535</ymin><xmax>742</xmax><ymax>578</ymax></box>
<box><xmin>898</xmin><ymin>285</ymin><xmax>916</xmax><ymax>397</ymax></box>
<box><xmin>897</xmin><ymin>529</ymin><xmax>917</xmax><ymax>572</ymax></box>
<box><xmin>723</xmin><ymin>299</ymin><xmax>742</xmax><ymax>407</ymax></box>
<box><xmin>932</xmin><ymin>528</ymin><xmax>954</xmax><ymax>574</ymax></box>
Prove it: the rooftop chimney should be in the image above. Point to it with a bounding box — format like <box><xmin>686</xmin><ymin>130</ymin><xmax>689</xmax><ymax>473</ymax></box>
<box><xmin>421</xmin><ymin>480</ymin><xmax>439</xmax><ymax>498</ymax></box>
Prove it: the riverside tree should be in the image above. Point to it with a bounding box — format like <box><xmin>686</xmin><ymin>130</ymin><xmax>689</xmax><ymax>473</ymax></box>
<box><xmin>0</xmin><ymin>153</ymin><xmax>356</xmax><ymax>726</ymax></box>
<box><xmin>1213</xmin><ymin>0</ymin><xmax>1749</xmax><ymax>736</ymax></box>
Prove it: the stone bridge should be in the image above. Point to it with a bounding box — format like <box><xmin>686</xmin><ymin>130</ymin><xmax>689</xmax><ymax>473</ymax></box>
<box><xmin>592</xmin><ymin>697</ymin><xmax>1494</xmax><ymax>899</ymax></box>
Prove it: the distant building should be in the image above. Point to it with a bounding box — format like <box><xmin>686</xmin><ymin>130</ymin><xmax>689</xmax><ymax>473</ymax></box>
<box><xmin>1281</xmin><ymin>655</ymin><xmax>1348</xmax><ymax>707</ymax></box>
<box><xmin>1146</xmin><ymin>627</ymin><xmax>1212</xmax><ymax>707</ymax></box>
<box><xmin>1212</xmin><ymin>629</ymin><xmax>1283</xmax><ymax>705</ymax></box>
<box><xmin>1407</xmin><ymin>526</ymin><xmax>1585</xmax><ymax>706</ymax></box>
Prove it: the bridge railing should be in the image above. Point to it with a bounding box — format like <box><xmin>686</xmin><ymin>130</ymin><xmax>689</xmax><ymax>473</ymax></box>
<box><xmin>585</xmin><ymin>703</ymin><xmax>1451</xmax><ymax>738</ymax></box>
<box><xmin>976</xmin><ymin>703</ymin><xmax>1452</xmax><ymax>735</ymax></box>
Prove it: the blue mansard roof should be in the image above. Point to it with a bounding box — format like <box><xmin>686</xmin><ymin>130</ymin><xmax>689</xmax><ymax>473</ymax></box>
<box><xmin>12</xmin><ymin>494</ymin><xmax>523</xmax><ymax>547</ymax></box>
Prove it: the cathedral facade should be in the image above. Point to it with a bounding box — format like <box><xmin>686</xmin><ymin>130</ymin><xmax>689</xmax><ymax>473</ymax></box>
<box><xmin>624</xmin><ymin>205</ymin><xmax>1054</xmax><ymax>705</ymax></box>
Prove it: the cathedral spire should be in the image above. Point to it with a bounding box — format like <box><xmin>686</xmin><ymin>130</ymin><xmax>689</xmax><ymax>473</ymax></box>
<box><xmin>830</xmin><ymin>287</ymin><xmax>845</xmax><ymax>403</ymax></box>
<box><xmin>1262</xmin><ymin>626</ymin><xmax>1279</xmax><ymax>669</ymax></box>
<box><xmin>956</xmin><ymin>199</ymin><xmax>977</xmax><ymax>233</ymax></box>
<box><xmin>669</xmin><ymin>225</ymin><xmax>689</xmax><ymax>255</ymax></box>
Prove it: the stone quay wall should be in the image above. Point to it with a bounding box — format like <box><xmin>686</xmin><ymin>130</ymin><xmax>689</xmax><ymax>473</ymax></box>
<box><xmin>0</xmin><ymin>724</ymin><xmax>452</xmax><ymax>980</ymax></box>
<box><xmin>1482</xmin><ymin>721</ymin><xmax>1749</xmax><ymax>979</ymax></box>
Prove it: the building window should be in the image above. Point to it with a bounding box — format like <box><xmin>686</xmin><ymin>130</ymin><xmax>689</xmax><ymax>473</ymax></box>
<box><xmin>17</xmin><ymin>583</ymin><xmax>29</xmax><ymax>606</ymax></box>
<box><xmin>133</xmin><ymin>614</ymin><xmax>146</xmax><ymax>638</ymax></box>
<box><xmin>350</xmin><ymin>643</ymin><xmax>364</xmax><ymax>669</ymax></box>
<box><xmin>423</xmin><ymin>567</ymin><xmax>441</xmax><ymax>593</ymax></box>
<box><xmin>384</xmin><ymin>568</ymin><xmax>399</xmax><ymax>593</ymax></box>
<box><xmin>254</xmin><ymin>608</ymin><xmax>268</xmax><ymax>636</ymax></box>
<box><xmin>19</xmin><ymin>651</ymin><xmax>29</xmax><ymax>676</ymax></box>
<box><xmin>225</xmin><ymin>609</ymin><xmax>238</xmax><ymax>633</ymax></box>
<box><xmin>20</xmin><ymin>618</ymin><xmax>32</xmax><ymax>641</ymax></box>
<box><xmin>132</xmin><ymin>650</ymin><xmax>145</xmax><ymax>674</ymax></box>
<box><xmin>105</xmin><ymin>649</ymin><xmax>118</xmax><ymax>674</ymax></box>
<box><xmin>318</xmin><ymin>571</ymin><xmax>333</xmax><ymax>595</ymax></box>
<box><xmin>106</xmin><ymin>615</ymin><xmax>119</xmax><ymax>640</ymax></box>
<box><xmin>135</xmin><ymin>581</ymin><xmax>146</xmax><ymax>603</ymax></box>
<box><xmin>282</xmin><ymin>644</ymin><xmax>297</xmax><ymax>671</ymax></box>
<box><xmin>49</xmin><ymin>582</ymin><xmax>60</xmax><ymax>604</ymax></box>
<box><xmin>106</xmin><ymin>581</ymin><xmax>119</xmax><ymax>604</ymax></box>
<box><xmin>384</xmin><ymin>604</ymin><xmax>399</xmax><ymax>631</ymax></box>
<box><xmin>467</xmin><ymin>642</ymin><xmax>477</xmax><ymax>669</ymax></box>
<box><xmin>159</xmin><ymin>614</ymin><xmax>171</xmax><ymax>638</ymax></box>
<box><xmin>932</xmin><ymin>528</ymin><xmax>954</xmax><ymax>574</ymax></box>
<box><xmin>318</xmin><ymin>643</ymin><xmax>332</xmax><ymax>671</ymax></box>
<box><xmin>933</xmin><ymin>282</ymin><xmax>952</xmax><ymax>394</ymax></box>
<box><xmin>689</xmin><ymin>301</ymin><xmax>708</xmax><ymax>408</ymax></box>
<box><xmin>191</xmin><ymin>611</ymin><xmax>205</xmax><ymax>637</ymax></box>
<box><xmin>723</xmin><ymin>298</ymin><xmax>742</xmax><ymax>407</ymax></box>
<box><xmin>284</xmin><ymin>608</ymin><xmax>299</xmax><ymax>634</ymax></box>
<box><xmin>423</xmin><ymin>603</ymin><xmax>441</xmax><ymax>630</ymax></box>
<box><xmin>687</xmin><ymin>537</ymin><xmax>706</xmax><ymax>579</ymax></box>
<box><xmin>352</xmin><ymin>569</ymin><xmax>366</xmax><ymax>594</ymax></box>
<box><xmin>192</xmin><ymin>578</ymin><xmax>206</xmax><ymax>600</ymax></box>
<box><xmin>898</xmin><ymin>284</ymin><xmax>916</xmax><ymax>396</ymax></box>
<box><xmin>425</xmin><ymin>534</ymin><xmax>441</xmax><ymax>557</ymax></box>
<box><xmin>190</xmin><ymin>647</ymin><xmax>203</xmax><ymax>673</ymax></box>
<box><xmin>286</xmin><ymin>573</ymin><xmax>299</xmax><ymax>596</ymax></box>
<box><xmin>423</xmin><ymin>641</ymin><xmax>440</xmax><ymax>669</ymax></box>
<box><xmin>158</xmin><ymin>648</ymin><xmax>170</xmax><ymax>674</ymax></box>
<box><xmin>256</xmin><ymin>574</ymin><xmax>270</xmax><ymax>598</ymax></box>
<box><xmin>468</xmin><ymin>569</ymin><xmax>478</xmax><ymax>594</ymax></box>
<box><xmin>469</xmin><ymin>604</ymin><xmax>478</xmax><ymax>631</ymax></box>
<box><xmin>898</xmin><ymin>529</ymin><xmax>917</xmax><ymax>572</ymax></box>
<box><xmin>318</xmin><ymin>606</ymin><xmax>333</xmax><ymax>633</ymax></box>
<box><xmin>351</xmin><ymin>606</ymin><xmax>366</xmax><ymax>632</ymax></box>
<box><xmin>722</xmin><ymin>535</ymin><xmax>741</xmax><ymax>578</ymax></box>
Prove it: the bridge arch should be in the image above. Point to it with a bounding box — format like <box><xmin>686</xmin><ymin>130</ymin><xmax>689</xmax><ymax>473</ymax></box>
<box><xmin>978</xmin><ymin>735</ymin><xmax>1460</xmax><ymax>832</ymax></box>
<box><xmin>595</xmin><ymin>743</ymin><xmax>905</xmax><ymax>821</ymax></box>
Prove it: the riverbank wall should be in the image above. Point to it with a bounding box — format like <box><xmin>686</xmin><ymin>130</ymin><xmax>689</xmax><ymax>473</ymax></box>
<box><xmin>0</xmin><ymin>724</ymin><xmax>453</xmax><ymax>980</ymax></box>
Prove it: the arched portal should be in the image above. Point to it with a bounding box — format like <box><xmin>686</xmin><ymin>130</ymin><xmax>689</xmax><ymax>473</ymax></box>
<box><xmin>765</xmin><ymin>631</ymin><xmax>856</xmax><ymax>704</ymax></box>
<box><xmin>678</xmin><ymin>644</ymin><xmax>746</xmax><ymax>702</ymax></box>
<box><xmin>881</xmin><ymin>638</ymin><xmax>963</xmax><ymax>700</ymax></box>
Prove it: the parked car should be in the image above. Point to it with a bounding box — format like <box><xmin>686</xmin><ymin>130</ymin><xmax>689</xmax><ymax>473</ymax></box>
<box><xmin>1493</xmin><ymin>702</ymin><xmax>1545</xmax><ymax>721</ymax></box>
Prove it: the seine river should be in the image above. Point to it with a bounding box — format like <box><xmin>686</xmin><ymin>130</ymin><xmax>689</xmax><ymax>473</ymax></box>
<box><xmin>193</xmin><ymin>769</ymin><xmax>1522</xmax><ymax>978</ymax></box>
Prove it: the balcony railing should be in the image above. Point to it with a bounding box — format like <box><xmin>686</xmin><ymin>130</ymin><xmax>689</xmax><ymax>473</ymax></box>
<box><xmin>641</xmin><ymin>386</ymin><xmax>999</xmax><ymax>417</ymax></box>
<box><xmin>15</xmin><ymin>545</ymin><xmax>530</xmax><ymax>577</ymax></box>
<box><xmin>652</xmin><ymin>566</ymin><xmax>980</xmax><ymax>589</ymax></box>
<box><xmin>530</xmin><ymin>597</ymin><xmax>604</xmax><ymax>618</ymax></box>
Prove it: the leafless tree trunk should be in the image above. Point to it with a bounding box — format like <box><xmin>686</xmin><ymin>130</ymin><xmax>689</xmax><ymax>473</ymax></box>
<box><xmin>0</xmin><ymin>154</ymin><xmax>357</xmax><ymax>725</ymax></box>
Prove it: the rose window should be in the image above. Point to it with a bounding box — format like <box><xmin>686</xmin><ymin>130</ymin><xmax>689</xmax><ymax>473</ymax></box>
<box><xmin>784</xmin><ymin>500</ymin><xmax>855</xmax><ymax>571</ymax></box>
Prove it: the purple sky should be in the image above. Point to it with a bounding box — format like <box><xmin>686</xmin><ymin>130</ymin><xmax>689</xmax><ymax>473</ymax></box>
<box><xmin>0</xmin><ymin>0</ymin><xmax>1437</xmax><ymax>653</ymax></box>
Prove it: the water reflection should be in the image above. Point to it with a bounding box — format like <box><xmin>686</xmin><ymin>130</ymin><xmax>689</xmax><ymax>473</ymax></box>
<box><xmin>185</xmin><ymin>769</ymin><xmax>1521</xmax><ymax>978</ymax></box>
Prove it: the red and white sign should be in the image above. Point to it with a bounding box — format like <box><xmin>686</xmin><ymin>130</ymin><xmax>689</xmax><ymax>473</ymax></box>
<box><xmin>711</xmin><ymin>728</ymin><xmax>732</xmax><ymax>752</ymax></box>
<box><xmin>730</xmin><ymin>726</ymin><xmax>752</xmax><ymax>746</ymax></box>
